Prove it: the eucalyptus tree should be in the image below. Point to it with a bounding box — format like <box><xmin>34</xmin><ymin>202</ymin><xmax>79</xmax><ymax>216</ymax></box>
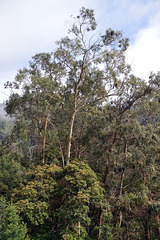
<box><xmin>5</xmin><ymin>7</ymin><xmax>131</xmax><ymax>166</ymax></box>
<box><xmin>53</xmin><ymin>7</ymin><xmax>130</xmax><ymax>165</ymax></box>
<box><xmin>5</xmin><ymin>53</ymin><xmax>64</xmax><ymax>164</ymax></box>
<box><xmin>5</xmin><ymin>7</ymin><xmax>160</xmax><ymax>163</ymax></box>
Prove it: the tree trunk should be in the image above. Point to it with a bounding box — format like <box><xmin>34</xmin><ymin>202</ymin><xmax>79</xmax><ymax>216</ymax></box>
<box><xmin>146</xmin><ymin>230</ymin><xmax>150</xmax><ymax>240</ymax></box>
<box><xmin>66</xmin><ymin>110</ymin><xmax>76</xmax><ymax>166</ymax></box>
<box><xmin>119</xmin><ymin>170</ymin><xmax>124</xmax><ymax>229</ymax></box>
<box><xmin>156</xmin><ymin>216</ymin><xmax>160</xmax><ymax>237</ymax></box>
<box><xmin>65</xmin><ymin>54</ymin><xmax>85</xmax><ymax>166</ymax></box>
<box><xmin>144</xmin><ymin>220</ymin><xmax>150</xmax><ymax>240</ymax></box>
<box><xmin>119</xmin><ymin>211</ymin><xmax>123</xmax><ymax>228</ymax></box>
<box><xmin>120</xmin><ymin>169</ymin><xmax>125</xmax><ymax>196</ymax></box>
<box><xmin>59</xmin><ymin>141</ymin><xmax>65</xmax><ymax>168</ymax></box>
<box><xmin>42</xmin><ymin>113</ymin><xmax>49</xmax><ymax>164</ymax></box>
<box><xmin>78</xmin><ymin>221</ymin><xmax>81</xmax><ymax>238</ymax></box>
<box><xmin>98</xmin><ymin>207</ymin><xmax>103</xmax><ymax>240</ymax></box>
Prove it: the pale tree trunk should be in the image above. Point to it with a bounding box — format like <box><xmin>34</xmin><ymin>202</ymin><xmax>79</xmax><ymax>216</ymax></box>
<box><xmin>65</xmin><ymin>53</ymin><xmax>86</xmax><ymax>166</ymax></box>
<box><xmin>119</xmin><ymin>211</ymin><xmax>123</xmax><ymax>228</ymax></box>
<box><xmin>42</xmin><ymin>113</ymin><xmax>49</xmax><ymax>164</ymax></box>
<box><xmin>66</xmin><ymin>110</ymin><xmax>76</xmax><ymax>166</ymax></box>
<box><xmin>119</xmin><ymin>169</ymin><xmax>125</xmax><ymax>196</ymax></box>
<box><xmin>147</xmin><ymin>230</ymin><xmax>150</xmax><ymax>240</ymax></box>
<box><xmin>98</xmin><ymin>207</ymin><xmax>103</xmax><ymax>240</ymax></box>
<box><xmin>78</xmin><ymin>221</ymin><xmax>81</xmax><ymax>238</ymax></box>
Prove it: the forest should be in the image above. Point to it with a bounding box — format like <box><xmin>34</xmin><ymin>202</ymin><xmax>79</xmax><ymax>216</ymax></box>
<box><xmin>0</xmin><ymin>7</ymin><xmax>160</xmax><ymax>240</ymax></box>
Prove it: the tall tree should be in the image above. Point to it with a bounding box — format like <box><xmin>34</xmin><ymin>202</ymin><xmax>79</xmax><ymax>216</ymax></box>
<box><xmin>54</xmin><ymin>7</ymin><xmax>130</xmax><ymax>165</ymax></box>
<box><xmin>5</xmin><ymin>7</ymin><xmax>130</xmax><ymax>166</ymax></box>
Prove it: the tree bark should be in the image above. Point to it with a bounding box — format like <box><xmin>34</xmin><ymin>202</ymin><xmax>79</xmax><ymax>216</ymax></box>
<box><xmin>78</xmin><ymin>221</ymin><xmax>81</xmax><ymax>238</ymax></box>
<box><xmin>156</xmin><ymin>216</ymin><xmax>160</xmax><ymax>237</ymax></box>
<box><xmin>66</xmin><ymin>110</ymin><xmax>76</xmax><ymax>166</ymax></box>
<box><xmin>120</xmin><ymin>169</ymin><xmax>125</xmax><ymax>196</ymax></box>
<box><xmin>42</xmin><ymin>113</ymin><xmax>49</xmax><ymax>164</ymax></box>
<box><xmin>146</xmin><ymin>230</ymin><xmax>150</xmax><ymax>240</ymax></box>
<box><xmin>59</xmin><ymin>141</ymin><xmax>65</xmax><ymax>168</ymax></box>
<box><xmin>119</xmin><ymin>211</ymin><xmax>123</xmax><ymax>228</ymax></box>
<box><xmin>98</xmin><ymin>207</ymin><xmax>103</xmax><ymax>240</ymax></box>
<box><xmin>144</xmin><ymin>220</ymin><xmax>150</xmax><ymax>240</ymax></box>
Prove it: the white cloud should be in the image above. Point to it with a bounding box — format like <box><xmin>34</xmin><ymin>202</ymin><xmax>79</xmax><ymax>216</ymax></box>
<box><xmin>126</xmin><ymin>6</ymin><xmax>160</xmax><ymax>80</ymax></box>
<box><xmin>96</xmin><ymin>0</ymin><xmax>159</xmax><ymax>36</ymax></box>
<box><xmin>0</xmin><ymin>0</ymin><xmax>93</xmax><ymax>62</ymax></box>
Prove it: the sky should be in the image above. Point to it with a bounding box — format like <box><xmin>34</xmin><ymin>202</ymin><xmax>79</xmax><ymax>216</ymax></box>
<box><xmin>0</xmin><ymin>0</ymin><xmax>160</xmax><ymax>103</ymax></box>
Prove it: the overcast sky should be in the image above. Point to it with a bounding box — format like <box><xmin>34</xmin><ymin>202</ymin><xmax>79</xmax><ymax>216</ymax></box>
<box><xmin>0</xmin><ymin>0</ymin><xmax>160</xmax><ymax>103</ymax></box>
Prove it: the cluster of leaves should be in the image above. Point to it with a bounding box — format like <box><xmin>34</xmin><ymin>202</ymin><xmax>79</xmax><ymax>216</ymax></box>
<box><xmin>11</xmin><ymin>160</ymin><xmax>109</xmax><ymax>239</ymax></box>
<box><xmin>0</xmin><ymin>197</ymin><xmax>28</xmax><ymax>240</ymax></box>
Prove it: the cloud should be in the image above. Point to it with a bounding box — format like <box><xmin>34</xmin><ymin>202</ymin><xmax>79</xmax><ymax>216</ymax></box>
<box><xmin>0</xmin><ymin>0</ymin><xmax>90</xmax><ymax>63</ymax></box>
<box><xmin>96</xmin><ymin>0</ymin><xmax>159</xmax><ymax>37</ymax></box>
<box><xmin>126</xmin><ymin>5</ymin><xmax>160</xmax><ymax>80</ymax></box>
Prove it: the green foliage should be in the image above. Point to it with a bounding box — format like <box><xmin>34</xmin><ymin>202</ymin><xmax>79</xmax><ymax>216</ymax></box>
<box><xmin>54</xmin><ymin>160</ymin><xmax>105</xmax><ymax>239</ymax></box>
<box><xmin>12</xmin><ymin>160</ymin><xmax>112</xmax><ymax>239</ymax></box>
<box><xmin>5</xmin><ymin>5</ymin><xmax>130</xmax><ymax>166</ymax></box>
<box><xmin>0</xmin><ymin>152</ymin><xmax>24</xmax><ymax>199</ymax></box>
<box><xmin>0</xmin><ymin>197</ymin><xmax>29</xmax><ymax>240</ymax></box>
<box><xmin>14</xmin><ymin>164</ymin><xmax>61</xmax><ymax>226</ymax></box>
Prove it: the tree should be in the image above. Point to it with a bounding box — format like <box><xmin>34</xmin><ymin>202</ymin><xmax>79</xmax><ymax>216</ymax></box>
<box><xmin>5</xmin><ymin>52</ymin><xmax>64</xmax><ymax>165</ymax></box>
<box><xmin>5</xmin><ymin>7</ymin><xmax>130</xmax><ymax>166</ymax></box>
<box><xmin>0</xmin><ymin>151</ymin><xmax>24</xmax><ymax>199</ymax></box>
<box><xmin>12</xmin><ymin>160</ymin><xmax>112</xmax><ymax>239</ymax></box>
<box><xmin>0</xmin><ymin>197</ymin><xmax>29</xmax><ymax>240</ymax></box>
<box><xmin>53</xmin><ymin>7</ymin><xmax>130</xmax><ymax>165</ymax></box>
